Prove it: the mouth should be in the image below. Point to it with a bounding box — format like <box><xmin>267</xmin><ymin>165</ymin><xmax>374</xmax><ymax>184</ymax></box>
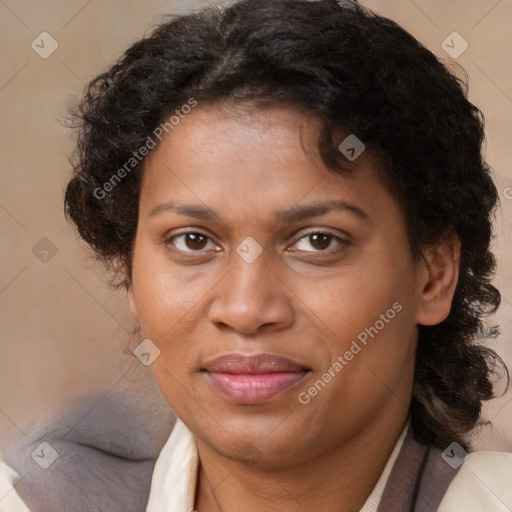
<box><xmin>201</xmin><ymin>353</ymin><xmax>311</xmax><ymax>404</ymax></box>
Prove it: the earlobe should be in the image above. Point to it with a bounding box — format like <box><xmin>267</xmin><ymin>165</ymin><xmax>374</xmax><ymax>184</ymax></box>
<box><xmin>415</xmin><ymin>233</ymin><xmax>461</xmax><ymax>326</ymax></box>
<box><xmin>127</xmin><ymin>278</ymin><xmax>140</xmax><ymax>325</ymax></box>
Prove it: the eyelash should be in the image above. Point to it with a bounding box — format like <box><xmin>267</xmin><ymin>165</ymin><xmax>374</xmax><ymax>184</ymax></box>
<box><xmin>164</xmin><ymin>229</ymin><xmax>349</xmax><ymax>256</ymax></box>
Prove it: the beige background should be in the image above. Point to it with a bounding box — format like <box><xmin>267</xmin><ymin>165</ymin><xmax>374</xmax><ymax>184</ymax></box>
<box><xmin>0</xmin><ymin>0</ymin><xmax>511</xmax><ymax>454</ymax></box>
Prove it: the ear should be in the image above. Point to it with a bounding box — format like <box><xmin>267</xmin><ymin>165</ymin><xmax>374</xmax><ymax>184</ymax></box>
<box><xmin>415</xmin><ymin>233</ymin><xmax>461</xmax><ymax>326</ymax></box>
<box><xmin>126</xmin><ymin>277</ymin><xmax>140</xmax><ymax>325</ymax></box>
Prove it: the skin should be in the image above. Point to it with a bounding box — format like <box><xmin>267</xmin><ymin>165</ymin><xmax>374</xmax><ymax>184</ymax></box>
<box><xmin>128</xmin><ymin>104</ymin><xmax>460</xmax><ymax>512</ymax></box>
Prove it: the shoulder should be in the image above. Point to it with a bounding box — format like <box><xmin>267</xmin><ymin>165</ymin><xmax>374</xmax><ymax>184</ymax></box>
<box><xmin>7</xmin><ymin>438</ymin><xmax>158</xmax><ymax>512</ymax></box>
<box><xmin>439</xmin><ymin>450</ymin><xmax>512</xmax><ymax>511</ymax></box>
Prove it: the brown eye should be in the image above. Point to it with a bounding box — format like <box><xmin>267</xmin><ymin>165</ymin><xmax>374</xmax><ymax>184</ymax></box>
<box><xmin>168</xmin><ymin>232</ymin><xmax>215</xmax><ymax>252</ymax></box>
<box><xmin>185</xmin><ymin>233</ymin><xmax>207</xmax><ymax>250</ymax></box>
<box><xmin>309</xmin><ymin>233</ymin><xmax>331</xmax><ymax>250</ymax></box>
<box><xmin>292</xmin><ymin>231</ymin><xmax>345</xmax><ymax>253</ymax></box>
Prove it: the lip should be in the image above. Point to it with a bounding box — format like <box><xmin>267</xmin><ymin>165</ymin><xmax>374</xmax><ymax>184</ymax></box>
<box><xmin>202</xmin><ymin>353</ymin><xmax>310</xmax><ymax>404</ymax></box>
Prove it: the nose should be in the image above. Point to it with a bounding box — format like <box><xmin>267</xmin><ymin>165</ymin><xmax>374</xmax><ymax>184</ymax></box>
<box><xmin>207</xmin><ymin>250</ymin><xmax>295</xmax><ymax>335</ymax></box>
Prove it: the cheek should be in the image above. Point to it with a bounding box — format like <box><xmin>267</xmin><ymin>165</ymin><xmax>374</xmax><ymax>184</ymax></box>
<box><xmin>132</xmin><ymin>242</ymin><xmax>207</xmax><ymax>334</ymax></box>
<box><xmin>302</xmin><ymin>250</ymin><xmax>416</xmax><ymax>384</ymax></box>
<box><xmin>130</xmin><ymin>241</ymin><xmax>227</xmax><ymax>390</ymax></box>
<box><xmin>301</xmin><ymin>258</ymin><xmax>401</xmax><ymax>337</ymax></box>
<box><xmin>133</xmin><ymin>259</ymin><xmax>203</xmax><ymax>411</ymax></box>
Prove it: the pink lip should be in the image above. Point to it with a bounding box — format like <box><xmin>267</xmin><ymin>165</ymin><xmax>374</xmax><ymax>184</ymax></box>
<box><xmin>202</xmin><ymin>353</ymin><xmax>310</xmax><ymax>404</ymax></box>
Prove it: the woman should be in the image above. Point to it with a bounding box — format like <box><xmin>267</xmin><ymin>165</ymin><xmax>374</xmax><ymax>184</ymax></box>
<box><xmin>5</xmin><ymin>0</ymin><xmax>511</xmax><ymax>510</ymax></box>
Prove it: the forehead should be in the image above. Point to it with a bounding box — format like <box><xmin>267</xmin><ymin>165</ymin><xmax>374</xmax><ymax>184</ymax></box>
<box><xmin>144</xmin><ymin>104</ymin><xmax>328</xmax><ymax>181</ymax></box>
<box><xmin>139</xmin><ymin>104</ymin><xmax>399</xmax><ymax>227</ymax></box>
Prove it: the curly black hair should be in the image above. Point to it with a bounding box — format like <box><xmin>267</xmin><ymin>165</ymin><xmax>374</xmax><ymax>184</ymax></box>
<box><xmin>64</xmin><ymin>0</ymin><xmax>508</xmax><ymax>449</ymax></box>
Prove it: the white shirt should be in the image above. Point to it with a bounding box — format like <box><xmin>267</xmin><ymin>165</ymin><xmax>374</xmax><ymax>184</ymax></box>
<box><xmin>146</xmin><ymin>419</ymin><xmax>512</xmax><ymax>512</ymax></box>
<box><xmin>0</xmin><ymin>455</ymin><xmax>30</xmax><ymax>512</ymax></box>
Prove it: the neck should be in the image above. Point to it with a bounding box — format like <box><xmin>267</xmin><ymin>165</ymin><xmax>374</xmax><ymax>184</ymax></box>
<box><xmin>194</xmin><ymin>405</ymin><xmax>409</xmax><ymax>512</ymax></box>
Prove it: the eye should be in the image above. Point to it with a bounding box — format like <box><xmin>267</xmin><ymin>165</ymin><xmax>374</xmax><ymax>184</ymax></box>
<box><xmin>291</xmin><ymin>231</ymin><xmax>346</xmax><ymax>253</ymax></box>
<box><xmin>167</xmin><ymin>231</ymin><xmax>218</xmax><ymax>253</ymax></box>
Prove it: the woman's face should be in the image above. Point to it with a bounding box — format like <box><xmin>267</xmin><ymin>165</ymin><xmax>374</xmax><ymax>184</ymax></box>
<box><xmin>128</xmin><ymin>105</ymin><xmax>433</xmax><ymax>466</ymax></box>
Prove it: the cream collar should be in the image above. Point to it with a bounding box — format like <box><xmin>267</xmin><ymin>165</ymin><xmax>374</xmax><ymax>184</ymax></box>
<box><xmin>145</xmin><ymin>419</ymin><xmax>409</xmax><ymax>512</ymax></box>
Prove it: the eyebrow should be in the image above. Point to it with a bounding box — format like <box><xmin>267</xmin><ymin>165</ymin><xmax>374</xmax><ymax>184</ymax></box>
<box><xmin>275</xmin><ymin>200</ymin><xmax>369</xmax><ymax>223</ymax></box>
<box><xmin>148</xmin><ymin>201</ymin><xmax>220</xmax><ymax>221</ymax></box>
<box><xmin>147</xmin><ymin>199</ymin><xmax>369</xmax><ymax>223</ymax></box>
